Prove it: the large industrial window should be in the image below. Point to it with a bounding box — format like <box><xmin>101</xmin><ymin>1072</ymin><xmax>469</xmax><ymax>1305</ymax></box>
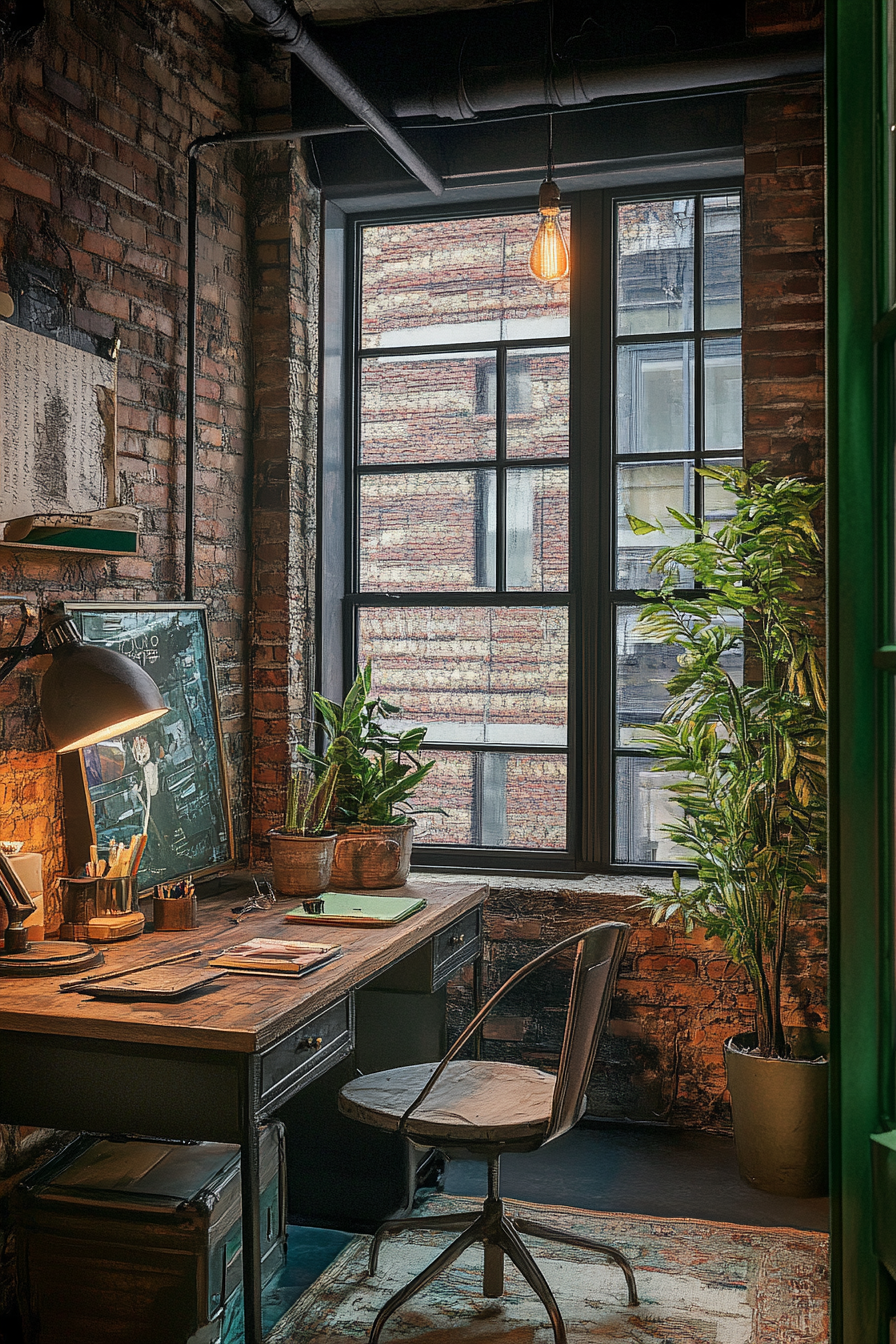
<box><xmin>340</xmin><ymin>186</ymin><xmax>742</xmax><ymax>872</ymax></box>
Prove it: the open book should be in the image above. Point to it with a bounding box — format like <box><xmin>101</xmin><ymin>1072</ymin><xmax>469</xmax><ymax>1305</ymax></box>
<box><xmin>208</xmin><ymin>938</ymin><xmax>342</xmax><ymax>975</ymax></box>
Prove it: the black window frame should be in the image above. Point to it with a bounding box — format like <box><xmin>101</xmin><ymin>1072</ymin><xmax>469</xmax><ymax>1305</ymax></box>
<box><xmin>318</xmin><ymin>177</ymin><xmax>743</xmax><ymax>877</ymax></box>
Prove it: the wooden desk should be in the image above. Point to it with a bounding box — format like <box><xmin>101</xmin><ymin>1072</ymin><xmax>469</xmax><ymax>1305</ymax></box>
<box><xmin>0</xmin><ymin>878</ymin><xmax>486</xmax><ymax>1344</ymax></box>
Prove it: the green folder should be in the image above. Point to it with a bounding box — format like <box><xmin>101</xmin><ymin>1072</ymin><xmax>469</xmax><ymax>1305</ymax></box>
<box><xmin>284</xmin><ymin>892</ymin><xmax>426</xmax><ymax>926</ymax></box>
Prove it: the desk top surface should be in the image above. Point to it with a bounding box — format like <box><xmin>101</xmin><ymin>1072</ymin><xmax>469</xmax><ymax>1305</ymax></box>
<box><xmin>0</xmin><ymin>879</ymin><xmax>486</xmax><ymax>1054</ymax></box>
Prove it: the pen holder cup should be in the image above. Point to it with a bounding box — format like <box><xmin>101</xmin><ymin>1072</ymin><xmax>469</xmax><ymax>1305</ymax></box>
<box><xmin>152</xmin><ymin>894</ymin><xmax>197</xmax><ymax>931</ymax></box>
<box><xmin>61</xmin><ymin>875</ymin><xmax>139</xmax><ymax>925</ymax></box>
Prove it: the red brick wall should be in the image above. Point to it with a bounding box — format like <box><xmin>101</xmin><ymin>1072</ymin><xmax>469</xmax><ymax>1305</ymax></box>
<box><xmin>447</xmin><ymin>882</ymin><xmax>827</xmax><ymax>1130</ymax></box>
<box><xmin>743</xmin><ymin>82</ymin><xmax>825</xmax><ymax>481</ymax></box>
<box><xmin>0</xmin><ymin>0</ymin><xmax>262</xmax><ymax>897</ymax></box>
<box><xmin>249</xmin><ymin>132</ymin><xmax>321</xmax><ymax>850</ymax></box>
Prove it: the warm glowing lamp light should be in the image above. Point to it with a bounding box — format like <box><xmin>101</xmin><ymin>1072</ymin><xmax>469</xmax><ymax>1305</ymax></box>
<box><xmin>39</xmin><ymin>613</ymin><xmax>168</xmax><ymax>753</ymax></box>
<box><xmin>528</xmin><ymin>178</ymin><xmax>569</xmax><ymax>283</ymax></box>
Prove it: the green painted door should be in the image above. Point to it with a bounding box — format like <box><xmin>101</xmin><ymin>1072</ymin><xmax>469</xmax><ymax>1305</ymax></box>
<box><xmin>829</xmin><ymin>0</ymin><xmax>896</xmax><ymax>1339</ymax></box>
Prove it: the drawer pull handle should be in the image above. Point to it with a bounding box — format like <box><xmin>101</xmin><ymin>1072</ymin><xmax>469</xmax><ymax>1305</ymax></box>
<box><xmin>448</xmin><ymin>933</ymin><xmax>466</xmax><ymax>947</ymax></box>
<box><xmin>298</xmin><ymin>1036</ymin><xmax>323</xmax><ymax>1051</ymax></box>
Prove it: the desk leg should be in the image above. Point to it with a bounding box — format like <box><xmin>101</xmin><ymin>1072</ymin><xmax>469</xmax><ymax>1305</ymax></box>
<box><xmin>473</xmin><ymin>949</ymin><xmax>486</xmax><ymax>1062</ymax></box>
<box><xmin>240</xmin><ymin>1069</ymin><xmax>264</xmax><ymax>1344</ymax></box>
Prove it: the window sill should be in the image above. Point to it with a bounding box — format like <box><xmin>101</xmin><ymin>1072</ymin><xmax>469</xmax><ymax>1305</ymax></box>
<box><xmin>409</xmin><ymin>869</ymin><xmax>692</xmax><ymax>896</ymax></box>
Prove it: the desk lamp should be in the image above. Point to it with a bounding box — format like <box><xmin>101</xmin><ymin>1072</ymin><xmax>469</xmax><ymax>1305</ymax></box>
<box><xmin>0</xmin><ymin>601</ymin><xmax>168</xmax><ymax>975</ymax></box>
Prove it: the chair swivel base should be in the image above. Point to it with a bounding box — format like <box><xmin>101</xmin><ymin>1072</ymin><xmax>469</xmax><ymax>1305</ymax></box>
<box><xmin>367</xmin><ymin>1196</ymin><xmax>639</xmax><ymax>1344</ymax></box>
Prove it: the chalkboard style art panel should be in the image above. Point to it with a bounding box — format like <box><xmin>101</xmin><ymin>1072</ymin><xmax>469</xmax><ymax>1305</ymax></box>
<box><xmin>63</xmin><ymin>603</ymin><xmax>234</xmax><ymax>889</ymax></box>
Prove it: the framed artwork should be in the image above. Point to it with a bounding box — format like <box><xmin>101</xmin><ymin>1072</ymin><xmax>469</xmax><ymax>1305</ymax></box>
<box><xmin>62</xmin><ymin>602</ymin><xmax>234</xmax><ymax>891</ymax></box>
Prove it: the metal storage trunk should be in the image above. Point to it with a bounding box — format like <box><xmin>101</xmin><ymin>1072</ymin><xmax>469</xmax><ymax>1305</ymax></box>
<box><xmin>14</xmin><ymin>1124</ymin><xmax>286</xmax><ymax>1344</ymax></box>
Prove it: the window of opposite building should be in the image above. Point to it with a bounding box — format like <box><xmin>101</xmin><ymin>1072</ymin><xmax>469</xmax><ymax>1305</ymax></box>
<box><xmin>341</xmin><ymin>186</ymin><xmax>742</xmax><ymax>871</ymax></box>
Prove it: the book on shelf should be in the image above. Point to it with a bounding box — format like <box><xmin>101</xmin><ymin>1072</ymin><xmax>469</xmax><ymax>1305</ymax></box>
<box><xmin>3</xmin><ymin>506</ymin><xmax>142</xmax><ymax>550</ymax></box>
<box><xmin>207</xmin><ymin>937</ymin><xmax>342</xmax><ymax>975</ymax></box>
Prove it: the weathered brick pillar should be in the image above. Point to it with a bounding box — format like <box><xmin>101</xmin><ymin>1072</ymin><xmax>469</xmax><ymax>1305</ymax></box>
<box><xmin>249</xmin><ymin>137</ymin><xmax>320</xmax><ymax>856</ymax></box>
<box><xmin>742</xmin><ymin>51</ymin><xmax>824</xmax><ymax>481</ymax></box>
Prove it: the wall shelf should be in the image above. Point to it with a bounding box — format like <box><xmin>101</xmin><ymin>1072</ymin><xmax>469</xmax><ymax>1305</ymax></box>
<box><xmin>0</xmin><ymin>540</ymin><xmax>139</xmax><ymax>558</ymax></box>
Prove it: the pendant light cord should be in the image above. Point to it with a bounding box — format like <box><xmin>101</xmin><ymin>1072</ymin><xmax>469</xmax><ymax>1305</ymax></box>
<box><xmin>547</xmin><ymin>112</ymin><xmax>554</xmax><ymax>181</ymax></box>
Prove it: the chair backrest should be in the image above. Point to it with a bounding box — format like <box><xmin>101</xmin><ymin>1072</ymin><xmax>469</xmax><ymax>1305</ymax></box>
<box><xmin>546</xmin><ymin>921</ymin><xmax>630</xmax><ymax>1143</ymax></box>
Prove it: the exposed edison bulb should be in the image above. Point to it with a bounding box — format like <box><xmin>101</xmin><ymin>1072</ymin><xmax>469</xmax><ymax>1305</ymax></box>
<box><xmin>529</xmin><ymin>178</ymin><xmax>569</xmax><ymax>283</ymax></box>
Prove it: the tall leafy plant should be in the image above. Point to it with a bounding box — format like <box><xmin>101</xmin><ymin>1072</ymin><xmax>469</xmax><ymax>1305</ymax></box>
<box><xmin>629</xmin><ymin>465</ymin><xmax>826</xmax><ymax>1058</ymax></box>
<box><xmin>298</xmin><ymin>661</ymin><xmax>436</xmax><ymax>826</ymax></box>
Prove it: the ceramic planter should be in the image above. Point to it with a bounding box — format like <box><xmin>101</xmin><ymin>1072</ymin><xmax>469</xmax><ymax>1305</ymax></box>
<box><xmin>724</xmin><ymin>1027</ymin><xmax>828</xmax><ymax>1197</ymax></box>
<box><xmin>329</xmin><ymin>820</ymin><xmax>415</xmax><ymax>890</ymax></box>
<box><xmin>267</xmin><ymin>829</ymin><xmax>336</xmax><ymax>897</ymax></box>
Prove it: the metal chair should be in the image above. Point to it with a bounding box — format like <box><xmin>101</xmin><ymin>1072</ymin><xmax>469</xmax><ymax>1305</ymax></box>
<box><xmin>338</xmin><ymin>921</ymin><xmax>636</xmax><ymax>1344</ymax></box>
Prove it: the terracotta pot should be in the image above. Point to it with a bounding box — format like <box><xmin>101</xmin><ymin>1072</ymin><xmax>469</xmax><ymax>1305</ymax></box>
<box><xmin>267</xmin><ymin>830</ymin><xmax>336</xmax><ymax>897</ymax></box>
<box><xmin>329</xmin><ymin>820</ymin><xmax>415</xmax><ymax>890</ymax></box>
<box><xmin>724</xmin><ymin>1027</ymin><xmax>828</xmax><ymax>1197</ymax></box>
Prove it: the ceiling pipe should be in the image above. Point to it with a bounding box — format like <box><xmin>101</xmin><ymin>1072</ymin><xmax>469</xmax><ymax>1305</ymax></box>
<box><xmin>240</xmin><ymin>0</ymin><xmax>444</xmax><ymax>195</ymax></box>
<box><xmin>388</xmin><ymin>33</ymin><xmax>823</xmax><ymax>121</ymax></box>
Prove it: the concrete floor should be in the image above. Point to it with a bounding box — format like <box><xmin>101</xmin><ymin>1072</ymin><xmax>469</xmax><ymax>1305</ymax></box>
<box><xmin>444</xmin><ymin>1119</ymin><xmax>829</xmax><ymax>1232</ymax></box>
<box><xmin>230</xmin><ymin>1120</ymin><xmax>828</xmax><ymax>1340</ymax></box>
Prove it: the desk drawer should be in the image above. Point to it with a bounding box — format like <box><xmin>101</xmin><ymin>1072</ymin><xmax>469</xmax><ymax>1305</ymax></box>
<box><xmin>432</xmin><ymin>908</ymin><xmax>481</xmax><ymax>990</ymax></box>
<box><xmin>259</xmin><ymin>996</ymin><xmax>352</xmax><ymax>1110</ymax></box>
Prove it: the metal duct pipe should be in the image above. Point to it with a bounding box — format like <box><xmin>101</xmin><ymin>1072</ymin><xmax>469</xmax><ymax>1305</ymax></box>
<box><xmin>241</xmin><ymin>0</ymin><xmax>444</xmax><ymax>195</ymax></box>
<box><xmin>385</xmin><ymin>35</ymin><xmax>823</xmax><ymax>121</ymax></box>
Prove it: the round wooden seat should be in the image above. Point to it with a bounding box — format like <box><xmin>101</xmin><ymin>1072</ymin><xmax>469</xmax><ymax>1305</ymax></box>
<box><xmin>339</xmin><ymin>1059</ymin><xmax>557</xmax><ymax>1147</ymax></box>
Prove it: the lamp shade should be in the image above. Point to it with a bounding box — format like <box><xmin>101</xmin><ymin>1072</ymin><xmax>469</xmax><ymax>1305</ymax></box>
<box><xmin>40</xmin><ymin>642</ymin><xmax>168</xmax><ymax>753</ymax></box>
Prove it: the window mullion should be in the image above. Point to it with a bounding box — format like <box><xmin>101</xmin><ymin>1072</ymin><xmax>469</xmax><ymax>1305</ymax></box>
<box><xmin>496</xmin><ymin>343</ymin><xmax>507</xmax><ymax>594</ymax></box>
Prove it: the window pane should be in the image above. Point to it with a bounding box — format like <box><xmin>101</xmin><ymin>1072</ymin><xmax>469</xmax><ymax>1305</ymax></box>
<box><xmin>360</xmin><ymin>470</ymin><xmax>495</xmax><ymax>592</ymax></box>
<box><xmin>506</xmin><ymin>467</ymin><xmax>568</xmax><ymax>592</ymax></box>
<box><xmin>700</xmin><ymin>457</ymin><xmax>740</xmax><ymax>534</ymax></box>
<box><xmin>360</xmin><ymin>353</ymin><xmax>495</xmax><ymax>465</ymax></box>
<box><xmin>413</xmin><ymin>750</ymin><xmax>567</xmax><ymax>849</ymax></box>
<box><xmin>703</xmin><ymin>194</ymin><xmax>742</xmax><ymax>330</ymax></box>
<box><xmin>361</xmin><ymin>214</ymin><xmax>570</xmax><ymax>349</ymax></box>
<box><xmin>616</xmin><ymin>461</ymin><xmax>694</xmax><ymax>590</ymax></box>
<box><xmin>358</xmin><ymin>606</ymin><xmax>568</xmax><ymax>747</ymax></box>
<box><xmin>616</xmin><ymin>198</ymin><xmax>695</xmax><ymax>336</ymax></box>
<box><xmin>615</xmin><ymin>606</ymin><xmax>679</xmax><ymax>746</ymax></box>
<box><xmin>506</xmin><ymin>348</ymin><xmax>570</xmax><ymax>460</ymax></box>
<box><xmin>616</xmin><ymin>605</ymin><xmax>743</xmax><ymax>747</ymax></box>
<box><xmin>617</xmin><ymin>342</ymin><xmax>695</xmax><ymax>455</ymax></box>
<box><xmin>614</xmin><ymin>758</ymin><xmax>690</xmax><ymax>864</ymax></box>
<box><xmin>704</xmin><ymin>338</ymin><xmax>742</xmax><ymax>453</ymax></box>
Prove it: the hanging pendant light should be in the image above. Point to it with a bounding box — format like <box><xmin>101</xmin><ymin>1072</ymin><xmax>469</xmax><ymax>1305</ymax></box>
<box><xmin>529</xmin><ymin>114</ymin><xmax>569</xmax><ymax>284</ymax></box>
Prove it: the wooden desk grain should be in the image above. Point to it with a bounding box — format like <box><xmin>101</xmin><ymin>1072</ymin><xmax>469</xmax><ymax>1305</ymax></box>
<box><xmin>0</xmin><ymin>880</ymin><xmax>486</xmax><ymax>1054</ymax></box>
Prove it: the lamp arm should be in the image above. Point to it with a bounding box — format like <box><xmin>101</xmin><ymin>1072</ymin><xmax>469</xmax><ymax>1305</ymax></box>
<box><xmin>0</xmin><ymin>637</ymin><xmax>43</xmax><ymax>684</ymax></box>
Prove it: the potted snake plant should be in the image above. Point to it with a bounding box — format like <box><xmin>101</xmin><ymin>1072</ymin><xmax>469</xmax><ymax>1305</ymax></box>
<box><xmin>297</xmin><ymin>661</ymin><xmax>436</xmax><ymax>890</ymax></box>
<box><xmin>630</xmin><ymin>464</ymin><xmax>828</xmax><ymax>1196</ymax></box>
<box><xmin>267</xmin><ymin>761</ymin><xmax>340</xmax><ymax>898</ymax></box>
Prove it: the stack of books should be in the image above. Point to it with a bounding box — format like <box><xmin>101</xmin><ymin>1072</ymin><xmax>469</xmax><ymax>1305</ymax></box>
<box><xmin>3</xmin><ymin>506</ymin><xmax>142</xmax><ymax>552</ymax></box>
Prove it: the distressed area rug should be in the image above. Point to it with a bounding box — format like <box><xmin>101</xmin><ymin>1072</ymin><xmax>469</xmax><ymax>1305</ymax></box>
<box><xmin>268</xmin><ymin>1194</ymin><xmax>828</xmax><ymax>1344</ymax></box>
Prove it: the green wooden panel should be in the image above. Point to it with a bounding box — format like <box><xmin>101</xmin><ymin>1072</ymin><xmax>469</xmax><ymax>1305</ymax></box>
<box><xmin>828</xmin><ymin>0</ymin><xmax>893</xmax><ymax>1339</ymax></box>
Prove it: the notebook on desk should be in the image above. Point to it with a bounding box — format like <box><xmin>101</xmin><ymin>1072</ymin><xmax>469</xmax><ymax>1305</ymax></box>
<box><xmin>284</xmin><ymin>893</ymin><xmax>427</xmax><ymax>926</ymax></box>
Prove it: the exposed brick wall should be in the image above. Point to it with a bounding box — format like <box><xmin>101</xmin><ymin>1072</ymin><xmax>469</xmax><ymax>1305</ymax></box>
<box><xmin>0</xmin><ymin>0</ymin><xmax>262</xmax><ymax>901</ymax></box>
<box><xmin>444</xmin><ymin>879</ymin><xmax>827</xmax><ymax>1131</ymax></box>
<box><xmin>249</xmin><ymin>133</ymin><xmax>320</xmax><ymax>852</ymax></box>
<box><xmin>742</xmin><ymin>79</ymin><xmax>825</xmax><ymax>482</ymax></box>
